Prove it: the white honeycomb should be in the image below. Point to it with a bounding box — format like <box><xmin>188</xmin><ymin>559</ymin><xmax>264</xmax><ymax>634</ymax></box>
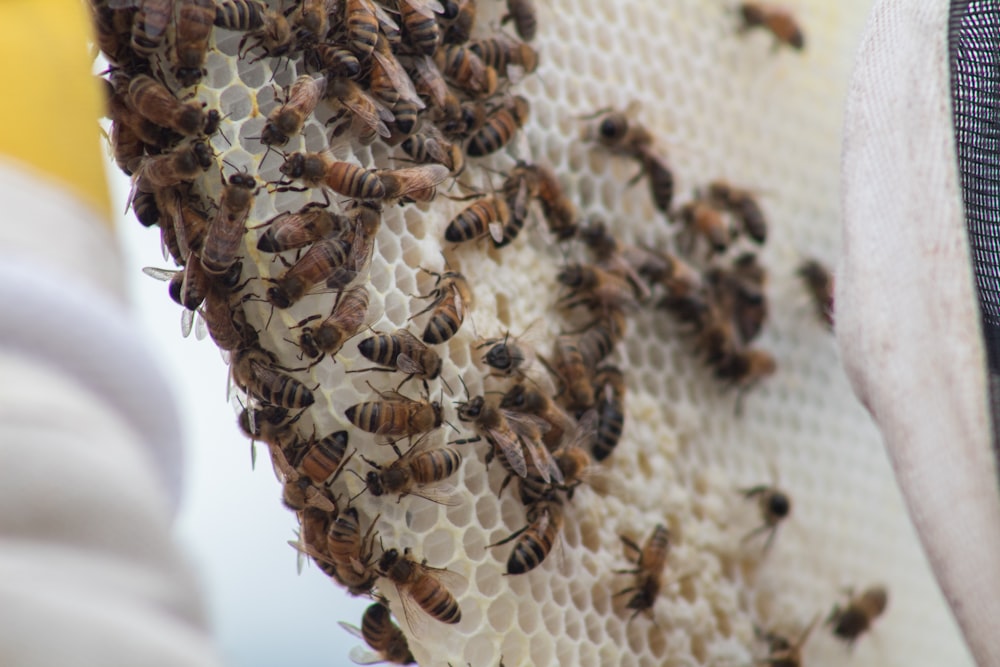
<box><xmin>107</xmin><ymin>0</ymin><xmax>974</xmax><ymax>666</ymax></box>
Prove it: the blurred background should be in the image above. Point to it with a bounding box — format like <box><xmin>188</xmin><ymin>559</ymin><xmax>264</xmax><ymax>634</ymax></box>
<box><xmin>111</xmin><ymin>174</ymin><xmax>369</xmax><ymax>667</ymax></box>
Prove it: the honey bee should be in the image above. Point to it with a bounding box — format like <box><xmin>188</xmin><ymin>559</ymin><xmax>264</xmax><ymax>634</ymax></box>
<box><xmin>360</xmin><ymin>437</ymin><xmax>462</xmax><ymax>504</ymax></box>
<box><xmin>543</xmin><ymin>335</ymin><xmax>596</xmax><ymax>412</ymax></box>
<box><xmin>127</xmin><ymin>74</ymin><xmax>213</xmax><ymax>136</ymax></box>
<box><xmin>237</xmin><ymin>3</ymin><xmax>295</xmax><ymax>58</ymax></box>
<box><xmin>266</xmin><ymin>235</ymin><xmax>353</xmax><ymax>308</ymax></box>
<box><xmin>756</xmin><ymin>616</ymin><xmax>818</xmax><ymax>667</ymax></box>
<box><xmin>531</xmin><ymin>163</ymin><xmax>578</xmax><ymax>240</ymax></box>
<box><xmin>294</xmin><ymin>430</ymin><xmax>350</xmax><ymax>485</ymax></box>
<box><xmin>254</xmin><ymin>200</ymin><xmax>348</xmax><ymax>253</ymax></box>
<box><xmin>377</xmin><ymin>164</ymin><xmax>451</xmax><ymax>203</ymax></box>
<box><xmin>293</xmin><ymin>286</ymin><xmax>369</xmax><ymax>363</ymax></box>
<box><xmin>92</xmin><ymin>1</ymin><xmax>140</xmax><ymax>66</ymax></box>
<box><xmin>172</xmin><ymin>0</ymin><xmax>214</xmax><ymax>86</ymax></box>
<box><xmin>714</xmin><ymin>347</ymin><xmax>776</xmax><ymax>396</ymax></box>
<box><xmin>105</xmin><ymin>79</ymin><xmax>184</xmax><ymax>150</ymax></box>
<box><xmin>500</xmin><ymin>382</ymin><xmax>575</xmax><ymax>450</ymax></box>
<box><xmin>797</xmin><ymin>259</ymin><xmax>834</xmax><ymax>329</ymax></box>
<box><xmin>575</xmin><ymin>310</ymin><xmax>626</xmax><ymax>369</ymax></box>
<box><xmin>741</xmin><ymin>484</ymin><xmax>790</xmax><ymax>552</ymax></box>
<box><xmin>110</xmin><ymin>120</ymin><xmax>144</xmax><ymax>175</ymax></box>
<box><xmin>131</xmin><ymin>189</ymin><xmax>160</xmax><ymax>227</ymax></box>
<box><xmin>706</xmin><ymin>180</ymin><xmax>768</xmax><ymax>244</ymax></box>
<box><xmin>708</xmin><ymin>254</ymin><xmax>768</xmax><ymax>344</ymax></box>
<box><xmin>738</xmin><ymin>3</ymin><xmax>805</xmax><ymax>51</ymax></box>
<box><xmin>134</xmin><ymin>139</ymin><xmax>213</xmax><ymax>187</ymax></box>
<box><xmin>556</xmin><ymin>263</ymin><xmax>637</xmax><ymax>313</ymax></box>
<box><xmin>232</xmin><ymin>347</ymin><xmax>316</xmax><ymax>409</ymax></box>
<box><xmin>369</xmin><ymin>34</ymin><xmax>423</xmax><ymax>109</ymax></box>
<box><xmin>155</xmin><ymin>184</ymin><xmax>212</xmax><ymax>261</ymax></box>
<box><xmin>591</xmin><ymin>365</ymin><xmax>624</xmax><ymax>462</ymax></box>
<box><xmin>676</xmin><ymin>199</ymin><xmax>731</xmax><ymax>255</ymax></box>
<box><xmin>444</xmin><ymin>196</ymin><xmax>510</xmax><ymax>244</ymax></box>
<box><xmin>326</xmin><ymin>78</ymin><xmax>394</xmax><ymax>141</ymax></box>
<box><xmin>639</xmin><ymin>150</ymin><xmax>675</xmax><ymax>214</ymax></box>
<box><xmin>455</xmin><ymin>394</ymin><xmax>562</xmax><ymax>485</ymax></box>
<box><xmin>477</xmin><ymin>329</ymin><xmax>534</xmax><ymax>378</ymax></box>
<box><xmin>615</xmin><ymin>524</ymin><xmax>670</xmax><ymax>620</ymax></box>
<box><xmin>261</xmin><ymin>74</ymin><xmax>327</xmax><ymax>146</ymax></box>
<box><xmin>354</xmin><ymin>329</ymin><xmax>443</xmax><ymax>390</ymax></box>
<box><xmin>322</xmin><ymin>507</ymin><xmax>381</xmax><ymax>595</ymax></box>
<box><xmin>503</xmin><ymin>0</ymin><xmax>536</xmax><ymax>41</ymax></box>
<box><xmin>468</xmin><ymin>37</ymin><xmax>539</xmax><ymax>74</ymax></box>
<box><xmin>442</xmin><ymin>0</ymin><xmax>475</xmax><ymax>44</ymax></box>
<box><xmin>142</xmin><ymin>262</ymin><xmax>206</xmax><ymax>314</ymax></box>
<box><xmin>411</xmin><ymin>270</ymin><xmax>473</xmax><ymax>345</ymax></box>
<box><xmin>826</xmin><ymin>586</ymin><xmax>888</xmax><ymax>645</ymax></box>
<box><xmin>344</xmin><ymin>0</ymin><xmax>381</xmax><ymax>60</ymax></box>
<box><xmin>213</xmin><ymin>0</ymin><xmax>265</xmax><ymax>31</ymax></box>
<box><xmin>127</xmin><ymin>0</ymin><xmax>172</xmax><ymax>56</ymax></box>
<box><xmin>401</xmin><ymin>126</ymin><xmax>464</xmax><ymax>174</ymax></box>
<box><xmin>201</xmin><ymin>172</ymin><xmax>256</xmax><ymax>276</ymax></box>
<box><xmin>435</xmin><ymin>44</ymin><xmax>498</xmax><ymax>98</ymax></box>
<box><xmin>279</xmin><ymin>152</ymin><xmax>386</xmax><ymax>199</ymax></box>
<box><xmin>338</xmin><ymin>602</ymin><xmax>416</xmax><ymax>665</ymax></box>
<box><xmin>200</xmin><ymin>267</ymin><xmax>251</xmax><ymax>351</ymax></box>
<box><xmin>466</xmin><ymin>96</ymin><xmax>530</xmax><ymax>157</ymax></box>
<box><xmin>345</xmin><ymin>389</ymin><xmax>444</xmax><ymax>438</ymax></box>
<box><xmin>489</xmin><ymin>496</ymin><xmax>563</xmax><ymax>574</ymax></box>
<box><xmin>375</xmin><ymin>547</ymin><xmax>463</xmax><ymax>626</ymax></box>
<box><xmin>293</xmin><ymin>0</ymin><xmax>332</xmax><ymax>41</ymax></box>
<box><xmin>310</xmin><ymin>45</ymin><xmax>362</xmax><ymax>79</ymax></box>
<box><xmin>397</xmin><ymin>0</ymin><xmax>441</xmax><ymax>56</ymax></box>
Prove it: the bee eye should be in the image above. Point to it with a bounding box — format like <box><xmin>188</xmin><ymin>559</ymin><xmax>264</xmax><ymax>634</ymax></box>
<box><xmin>599</xmin><ymin>117</ymin><xmax>623</xmax><ymax>140</ymax></box>
<box><xmin>768</xmin><ymin>493</ymin><xmax>790</xmax><ymax>518</ymax></box>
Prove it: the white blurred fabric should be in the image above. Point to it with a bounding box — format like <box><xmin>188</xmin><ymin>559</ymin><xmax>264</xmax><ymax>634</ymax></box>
<box><xmin>839</xmin><ymin>2</ymin><xmax>1000</xmax><ymax>666</ymax></box>
<box><xmin>0</xmin><ymin>163</ymin><xmax>223</xmax><ymax>666</ymax></box>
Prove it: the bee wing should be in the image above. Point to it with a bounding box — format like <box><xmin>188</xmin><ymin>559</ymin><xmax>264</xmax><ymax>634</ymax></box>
<box><xmin>372</xmin><ymin>47</ymin><xmax>425</xmax><ymax>109</ymax></box>
<box><xmin>487</xmin><ymin>427</ymin><xmax>528</xmax><ymax>478</ymax></box>
<box><xmin>400</xmin><ymin>0</ymin><xmax>444</xmax><ymax>18</ymax></box>
<box><xmin>396</xmin><ymin>352</ymin><xmax>425</xmax><ymax>375</ymax></box>
<box><xmin>409</xmin><ymin>483</ymin><xmax>461</xmax><ymax>506</ymax></box>
<box><xmin>392</xmin><ymin>581</ymin><xmax>431</xmax><ymax>639</ymax></box>
<box><xmin>367</xmin><ymin>0</ymin><xmax>400</xmax><ymax>31</ymax></box>
<box><xmin>561</xmin><ymin>410</ymin><xmax>599</xmax><ymax>451</ymax></box>
<box><xmin>503</xmin><ymin>409</ymin><xmax>552</xmax><ymax>437</ymax></box>
<box><xmin>337</xmin><ymin>621</ymin><xmax>365</xmax><ymax>641</ymax></box>
<box><xmin>339</xmin><ymin>87</ymin><xmax>394</xmax><ymax>138</ymax></box>
<box><xmin>180</xmin><ymin>309</ymin><xmax>195</xmax><ymax>338</ymax></box>
<box><xmin>523</xmin><ymin>435</ymin><xmax>563</xmax><ymax>485</ymax></box>
<box><xmin>488</xmin><ymin>221</ymin><xmax>504</xmax><ymax>243</ymax></box>
<box><xmin>347</xmin><ymin>645</ymin><xmax>386</xmax><ymax>665</ymax></box>
<box><xmin>381</xmin><ymin>164</ymin><xmax>450</xmax><ymax>200</ymax></box>
<box><xmin>193</xmin><ymin>311</ymin><xmax>209</xmax><ymax>341</ymax></box>
<box><xmin>141</xmin><ymin>266</ymin><xmax>176</xmax><ymax>282</ymax></box>
<box><xmin>412</xmin><ymin>56</ymin><xmax>449</xmax><ymax>108</ymax></box>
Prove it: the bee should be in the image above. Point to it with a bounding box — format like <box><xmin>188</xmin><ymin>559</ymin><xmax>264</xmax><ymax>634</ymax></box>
<box><xmin>377</xmin><ymin>164</ymin><xmax>451</xmax><ymax>204</ymax></box>
<box><xmin>503</xmin><ymin>0</ymin><xmax>536</xmax><ymax>41</ymax></box>
<box><xmin>591</xmin><ymin>365</ymin><xmax>625</xmax><ymax>462</ymax></box>
<box><xmin>142</xmin><ymin>261</ymin><xmax>207</xmax><ymax>315</ymax></box>
<box><xmin>293</xmin><ymin>286</ymin><xmax>369</xmax><ymax>364</ymax></box>
<box><xmin>279</xmin><ymin>152</ymin><xmax>386</xmax><ymax>199</ymax></box>
<box><xmin>199</xmin><ymin>263</ymin><xmax>251</xmax><ymax>350</ymax></box>
<box><xmin>826</xmin><ymin>586</ymin><xmax>888</xmax><ymax>645</ymax></box>
<box><xmin>435</xmin><ymin>44</ymin><xmax>498</xmax><ymax>98</ymax></box>
<box><xmin>797</xmin><ymin>259</ymin><xmax>834</xmax><ymax>329</ymax></box>
<box><xmin>232</xmin><ymin>347</ymin><xmax>315</xmax><ymax>409</ymax></box>
<box><xmin>324</xmin><ymin>200</ymin><xmax>383</xmax><ymax>291</ymax></box>
<box><xmin>344</xmin><ymin>0</ymin><xmax>381</xmax><ymax>60</ymax></box>
<box><xmin>265</xmin><ymin>235</ymin><xmax>352</xmax><ymax>308</ymax></box>
<box><xmin>741</xmin><ymin>484</ymin><xmax>790</xmax><ymax>552</ymax></box>
<box><xmin>92</xmin><ymin>1</ymin><xmax>140</xmax><ymax>66</ymax></box>
<box><xmin>110</xmin><ymin>120</ymin><xmax>144</xmax><ymax>175</ymax></box>
<box><xmin>155</xmin><ymin>184</ymin><xmax>211</xmax><ymax>261</ymax></box>
<box><xmin>292</xmin><ymin>430</ymin><xmax>350</xmax><ymax>485</ymax></box>
<box><xmin>131</xmin><ymin>189</ymin><xmax>160</xmax><ymax>228</ymax></box>
<box><xmin>127</xmin><ymin>74</ymin><xmax>213</xmax><ymax>136</ymax></box>
<box><xmin>455</xmin><ymin>395</ymin><xmax>561</xmax><ymax>485</ymax></box>
<box><xmin>213</xmin><ymin>0</ymin><xmax>265</xmax><ymax>31</ymax></box>
<box><xmin>326</xmin><ymin>78</ymin><xmax>394</xmax><ymax>141</ymax></box>
<box><xmin>411</xmin><ymin>270</ymin><xmax>473</xmax><ymax>345</ymax></box>
<box><xmin>466</xmin><ymin>96</ymin><xmax>530</xmax><ymax>157</ymax></box>
<box><xmin>360</xmin><ymin>437</ymin><xmax>462</xmax><ymax>504</ymax></box>
<box><xmin>444</xmin><ymin>196</ymin><xmax>509</xmax><ymax>244</ymax></box>
<box><xmin>255</xmin><ymin>200</ymin><xmax>348</xmax><ymax>253</ymax></box>
<box><xmin>338</xmin><ymin>603</ymin><xmax>416</xmax><ymax>665</ymax></box>
<box><xmin>500</xmin><ymin>382</ymin><xmax>575</xmax><ymax>450</ymax></box>
<box><xmin>543</xmin><ymin>335</ymin><xmax>595</xmax><ymax>412</ymax></box>
<box><xmin>370</xmin><ymin>36</ymin><xmax>425</xmax><ymax>110</ymax></box>
<box><xmin>201</xmin><ymin>173</ymin><xmax>256</xmax><ymax>276</ymax></box>
<box><xmin>401</xmin><ymin>126</ymin><xmax>465</xmax><ymax>174</ymax></box>
<box><xmin>706</xmin><ymin>180</ymin><xmax>767</xmax><ymax>244</ymax></box>
<box><xmin>714</xmin><ymin>347</ymin><xmax>777</xmax><ymax>397</ymax></box>
<box><xmin>294</xmin><ymin>0</ymin><xmax>331</xmax><ymax>41</ymax></box>
<box><xmin>489</xmin><ymin>496</ymin><xmax>563</xmax><ymax>574</ymax></box>
<box><xmin>134</xmin><ymin>139</ymin><xmax>213</xmax><ymax>188</ymax></box>
<box><xmin>708</xmin><ymin>255</ymin><xmax>768</xmax><ymax>344</ymax></box>
<box><xmin>556</xmin><ymin>263</ymin><xmax>637</xmax><ymax>313</ymax></box>
<box><xmin>491</xmin><ymin>164</ymin><xmax>540</xmax><ymax>248</ymax></box>
<box><xmin>354</xmin><ymin>329</ymin><xmax>443</xmax><ymax>390</ymax></box>
<box><xmin>410</xmin><ymin>55</ymin><xmax>462</xmax><ymax>122</ymax></box>
<box><xmin>323</xmin><ymin>507</ymin><xmax>381</xmax><ymax>595</ymax></box>
<box><xmin>615</xmin><ymin>524</ymin><xmax>670</xmax><ymax>621</ymax></box>
<box><xmin>676</xmin><ymin>199</ymin><xmax>731</xmax><ymax>255</ymax></box>
<box><xmin>375</xmin><ymin>547</ymin><xmax>462</xmax><ymax>626</ymax></box>
<box><xmin>639</xmin><ymin>150</ymin><xmax>675</xmax><ymax>214</ymax></box>
<box><xmin>128</xmin><ymin>0</ymin><xmax>172</xmax><ymax>56</ymax></box>
<box><xmin>468</xmin><ymin>37</ymin><xmax>539</xmax><ymax>74</ymax></box>
<box><xmin>756</xmin><ymin>616</ymin><xmax>818</xmax><ymax>667</ymax></box>
<box><xmin>237</xmin><ymin>3</ymin><xmax>295</xmax><ymax>58</ymax></box>
<box><xmin>477</xmin><ymin>329</ymin><xmax>534</xmax><ymax>379</ymax></box>
<box><xmin>261</xmin><ymin>74</ymin><xmax>327</xmax><ymax>146</ymax></box>
<box><xmin>531</xmin><ymin>163</ymin><xmax>578</xmax><ymax>240</ymax></box>
<box><xmin>576</xmin><ymin>310</ymin><xmax>626</xmax><ymax>369</ymax></box>
<box><xmin>345</xmin><ymin>389</ymin><xmax>444</xmax><ymax>439</ymax></box>
<box><xmin>738</xmin><ymin>3</ymin><xmax>805</xmax><ymax>51</ymax></box>
<box><xmin>311</xmin><ymin>45</ymin><xmax>362</xmax><ymax>79</ymax></box>
<box><xmin>441</xmin><ymin>0</ymin><xmax>475</xmax><ymax>44</ymax></box>
<box><xmin>278</xmin><ymin>453</ymin><xmax>338</xmax><ymax>512</ymax></box>
<box><xmin>172</xmin><ymin>0</ymin><xmax>214</xmax><ymax>86</ymax></box>
<box><xmin>397</xmin><ymin>0</ymin><xmax>441</xmax><ymax>56</ymax></box>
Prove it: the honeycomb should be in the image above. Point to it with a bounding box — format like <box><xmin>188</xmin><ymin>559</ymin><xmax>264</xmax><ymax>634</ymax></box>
<box><xmin>97</xmin><ymin>0</ymin><xmax>974</xmax><ymax>666</ymax></box>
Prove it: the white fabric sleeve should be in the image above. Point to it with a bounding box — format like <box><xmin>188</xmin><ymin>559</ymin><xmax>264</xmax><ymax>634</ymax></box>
<box><xmin>0</xmin><ymin>162</ymin><xmax>225</xmax><ymax>667</ymax></box>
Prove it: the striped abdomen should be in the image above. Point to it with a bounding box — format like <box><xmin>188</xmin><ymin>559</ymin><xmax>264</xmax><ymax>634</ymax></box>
<box><xmin>444</xmin><ymin>196</ymin><xmax>508</xmax><ymax>243</ymax></box>
<box><xmin>299</xmin><ymin>431</ymin><xmax>349</xmax><ymax>484</ymax></box>
<box><xmin>324</xmin><ymin>161</ymin><xmax>385</xmax><ymax>199</ymax></box>
<box><xmin>507</xmin><ymin>501</ymin><xmax>562</xmax><ymax>575</ymax></box>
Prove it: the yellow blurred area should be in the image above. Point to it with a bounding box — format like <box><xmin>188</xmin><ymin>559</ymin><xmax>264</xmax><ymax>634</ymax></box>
<box><xmin>0</xmin><ymin>0</ymin><xmax>111</xmax><ymax>220</ymax></box>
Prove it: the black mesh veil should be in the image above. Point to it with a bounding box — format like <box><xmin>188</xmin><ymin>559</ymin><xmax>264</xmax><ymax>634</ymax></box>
<box><xmin>949</xmin><ymin>1</ymin><xmax>1000</xmax><ymax>444</ymax></box>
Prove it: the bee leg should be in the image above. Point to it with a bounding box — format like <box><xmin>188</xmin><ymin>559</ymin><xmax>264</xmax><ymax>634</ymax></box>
<box><xmin>486</xmin><ymin>524</ymin><xmax>529</xmax><ymax>549</ymax></box>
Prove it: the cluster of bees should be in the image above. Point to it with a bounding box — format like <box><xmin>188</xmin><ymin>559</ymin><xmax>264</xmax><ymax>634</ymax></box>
<box><xmin>92</xmin><ymin>0</ymin><xmax>872</xmax><ymax>663</ymax></box>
